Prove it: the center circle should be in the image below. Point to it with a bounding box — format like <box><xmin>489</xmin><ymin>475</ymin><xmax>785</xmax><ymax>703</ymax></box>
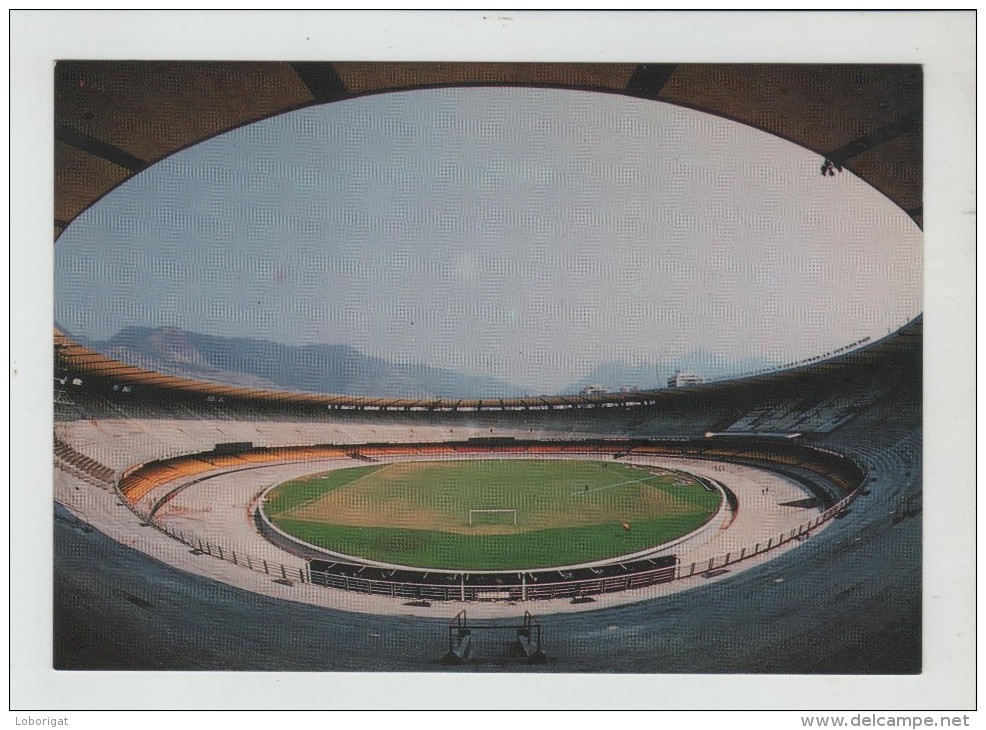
<box><xmin>262</xmin><ymin>459</ymin><xmax>722</xmax><ymax>571</ymax></box>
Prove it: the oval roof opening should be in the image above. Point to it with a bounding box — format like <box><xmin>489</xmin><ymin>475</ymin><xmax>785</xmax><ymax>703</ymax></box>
<box><xmin>54</xmin><ymin>87</ymin><xmax>922</xmax><ymax>398</ymax></box>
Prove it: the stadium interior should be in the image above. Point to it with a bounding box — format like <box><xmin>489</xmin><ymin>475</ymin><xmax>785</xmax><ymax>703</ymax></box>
<box><xmin>52</xmin><ymin>62</ymin><xmax>922</xmax><ymax>673</ymax></box>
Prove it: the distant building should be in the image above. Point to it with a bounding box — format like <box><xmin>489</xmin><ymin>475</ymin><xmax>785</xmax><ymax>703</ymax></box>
<box><xmin>579</xmin><ymin>384</ymin><xmax>609</xmax><ymax>396</ymax></box>
<box><xmin>667</xmin><ymin>371</ymin><xmax>704</xmax><ymax>388</ymax></box>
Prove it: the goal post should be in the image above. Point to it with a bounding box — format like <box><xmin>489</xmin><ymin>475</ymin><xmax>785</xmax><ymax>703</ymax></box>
<box><xmin>468</xmin><ymin>508</ymin><xmax>517</xmax><ymax>526</ymax></box>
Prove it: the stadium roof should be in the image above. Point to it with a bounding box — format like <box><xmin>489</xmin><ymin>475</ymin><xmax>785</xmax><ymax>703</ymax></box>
<box><xmin>54</xmin><ymin>63</ymin><xmax>922</xmax><ymax>236</ymax></box>
<box><xmin>54</xmin><ymin>63</ymin><xmax>923</xmax><ymax>405</ymax></box>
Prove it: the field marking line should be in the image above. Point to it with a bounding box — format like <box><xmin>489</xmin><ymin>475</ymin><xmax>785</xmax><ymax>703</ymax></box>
<box><xmin>570</xmin><ymin>472</ymin><xmax>667</xmax><ymax>496</ymax></box>
<box><xmin>276</xmin><ymin>463</ymin><xmax>395</xmax><ymax>518</ymax></box>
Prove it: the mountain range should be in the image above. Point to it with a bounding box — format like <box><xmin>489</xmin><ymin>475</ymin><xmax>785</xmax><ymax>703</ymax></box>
<box><xmin>79</xmin><ymin>325</ymin><xmax>782</xmax><ymax>398</ymax></box>
<box><xmin>563</xmin><ymin>349</ymin><xmax>780</xmax><ymax>394</ymax></box>
<box><xmin>87</xmin><ymin>326</ymin><xmax>520</xmax><ymax>398</ymax></box>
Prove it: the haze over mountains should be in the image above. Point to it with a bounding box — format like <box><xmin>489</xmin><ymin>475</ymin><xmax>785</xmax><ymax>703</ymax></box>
<box><xmin>565</xmin><ymin>351</ymin><xmax>781</xmax><ymax>394</ymax></box>
<box><xmin>80</xmin><ymin>325</ymin><xmax>781</xmax><ymax>398</ymax></box>
<box><xmin>89</xmin><ymin>326</ymin><xmax>518</xmax><ymax>398</ymax></box>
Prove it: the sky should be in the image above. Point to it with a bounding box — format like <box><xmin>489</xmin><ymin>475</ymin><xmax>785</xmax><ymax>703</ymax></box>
<box><xmin>54</xmin><ymin>87</ymin><xmax>923</xmax><ymax>394</ymax></box>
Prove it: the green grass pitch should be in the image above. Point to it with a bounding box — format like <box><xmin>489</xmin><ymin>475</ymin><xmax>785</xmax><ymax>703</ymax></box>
<box><xmin>264</xmin><ymin>459</ymin><xmax>721</xmax><ymax>570</ymax></box>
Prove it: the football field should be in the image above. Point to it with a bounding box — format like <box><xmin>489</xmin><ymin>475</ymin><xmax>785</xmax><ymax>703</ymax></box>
<box><xmin>264</xmin><ymin>459</ymin><xmax>721</xmax><ymax>570</ymax></box>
